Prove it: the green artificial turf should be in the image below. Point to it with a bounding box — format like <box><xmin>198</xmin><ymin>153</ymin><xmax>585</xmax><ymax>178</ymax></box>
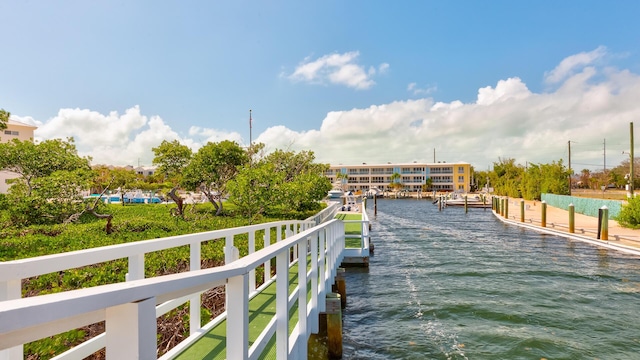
<box><xmin>175</xmin><ymin>257</ymin><xmax>315</xmax><ymax>360</ymax></box>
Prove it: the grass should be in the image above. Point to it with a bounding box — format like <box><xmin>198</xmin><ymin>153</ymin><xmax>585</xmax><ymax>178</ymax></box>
<box><xmin>335</xmin><ymin>213</ymin><xmax>363</xmax><ymax>248</ymax></box>
<box><xmin>0</xmin><ymin>201</ymin><xmax>324</xmax><ymax>359</ymax></box>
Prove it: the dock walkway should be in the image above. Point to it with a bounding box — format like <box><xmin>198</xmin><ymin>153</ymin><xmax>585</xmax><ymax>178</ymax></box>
<box><xmin>495</xmin><ymin>198</ymin><xmax>640</xmax><ymax>254</ymax></box>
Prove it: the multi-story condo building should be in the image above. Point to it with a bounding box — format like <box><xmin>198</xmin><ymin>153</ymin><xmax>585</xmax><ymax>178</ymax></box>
<box><xmin>326</xmin><ymin>162</ymin><xmax>471</xmax><ymax>193</ymax></box>
<box><xmin>0</xmin><ymin>119</ymin><xmax>38</xmax><ymax>193</ymax></box>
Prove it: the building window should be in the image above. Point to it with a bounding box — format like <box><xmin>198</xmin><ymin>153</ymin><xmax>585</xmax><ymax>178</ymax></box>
<box><xmin>4</xmin><ymin>130</ymin><xmax>19</xmax><ymax>136</ymax></box>
<box><xmin>458</xmin><ymin>176</ymin><xmax>465</xmax><ymax>182</ymax></box>
<box><xmin>458</xmin><ymin>166</ymin><xmax>465</xmax><ymax>174</ymax></box>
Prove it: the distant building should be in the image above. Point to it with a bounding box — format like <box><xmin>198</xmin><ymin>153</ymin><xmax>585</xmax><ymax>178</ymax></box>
<box><xmin>326</xmin><ymin>161</ymin><xmax>472</xmax><ymax>193</ymax></box>
<box><xmin>134</xmin><ymin>166</ymin><xmax>156</xmax><ymax>177</ymax></box>
<box><xmin>0</xmin><ymin>119</ymin><xmax>38</xmax><ymax>193</ymax></box>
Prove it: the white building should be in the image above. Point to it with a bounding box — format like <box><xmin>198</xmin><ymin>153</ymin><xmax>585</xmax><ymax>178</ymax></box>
<box><xmin>0</xmin><ymin>119</ymin><xmax>38</xmax><ymax>193</ymax></box>
<box><xmin>326</xmin><ymin>161</ymin><xmax>472</xmax><ymax>193</ymax></box>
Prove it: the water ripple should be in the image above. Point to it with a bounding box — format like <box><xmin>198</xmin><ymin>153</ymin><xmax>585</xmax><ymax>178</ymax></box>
<box><xmin>342</xmin><ymin>199</ymin><xmax>640</xmax><ymax>359</ymax></box>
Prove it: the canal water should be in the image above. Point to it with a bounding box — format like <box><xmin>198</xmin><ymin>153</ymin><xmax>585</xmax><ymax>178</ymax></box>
<box><xmin>342</xmin><ymin>199</ymin><xmax>640</xmax><ymax>359</ymax></box>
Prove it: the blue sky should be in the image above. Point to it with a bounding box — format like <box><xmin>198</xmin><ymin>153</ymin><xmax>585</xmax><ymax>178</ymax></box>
<box><xmin>2</xmin><ymin>1</ymin><xmax>640</xmax><ymax>171</ymax></box>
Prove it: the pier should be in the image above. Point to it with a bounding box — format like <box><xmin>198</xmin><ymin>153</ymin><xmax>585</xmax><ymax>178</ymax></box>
<box><xmin>0</xmin><ymin>200</ymin><xmax>371</xmax><ymax>359</ymax></box>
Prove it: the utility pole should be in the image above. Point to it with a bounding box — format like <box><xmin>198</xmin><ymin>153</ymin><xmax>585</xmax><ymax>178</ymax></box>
<box><xmin>249</xmin><ymin>109</ymin><xmax>252</xmax><ymax>145</ymax></box>
<box><xmin>568</xmin><ymin>140</ymin><xmax>572</xmax><ymax>195</ymax></box>
<box><xmin>433</xmin><ymin>148</ymin><xmax>435</xmax><ymax>163</ymax></box>
<box><xmin>631</xmin><ymin>122</ymin><xmax>635</xmax><ymax>197</ymax></box>
<box><xmin>603</xmin><ymin>138</ymin><xmax>607</xmax><ymax>171</ymax></box>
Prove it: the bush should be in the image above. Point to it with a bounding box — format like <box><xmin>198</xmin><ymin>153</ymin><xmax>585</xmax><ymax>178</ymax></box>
<box><xmin>617</xmin><ymin>196</ymin><xmax>640</xmax><ymax>228</ymax></box>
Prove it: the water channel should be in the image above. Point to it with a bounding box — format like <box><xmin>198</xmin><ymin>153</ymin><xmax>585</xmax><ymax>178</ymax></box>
<box><xmin>342</xmin><ymin>198</ymin><xmax>640</xmax><ymax>359</ymax></box>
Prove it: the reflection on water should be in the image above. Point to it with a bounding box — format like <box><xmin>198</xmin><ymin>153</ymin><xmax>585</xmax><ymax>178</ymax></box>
<box><xmin>342</xmin><ymin>199</ymin><xmax>640</xmax><ymax>359</ymax></box>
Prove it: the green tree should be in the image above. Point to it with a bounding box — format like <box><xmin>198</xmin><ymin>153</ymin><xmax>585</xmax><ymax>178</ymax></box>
<box><xmin>263</xmin><ymin>149</ymin><xmax>331</xmax><ymax>212</ymax></box>
<box><xmin>520</xmin><ymin>163</ymin><xmax>542</xmax><ymax>200</ymax></box>
<box><xmin>336</xmin><ymin>171</ymin><xmax>349</xmax><ymax>191</ymax></box>
<box><xmin>0</xmin><ymin>108</ymin><xmax>9</xmax><ymax>130</ymax></box>
<box><xmin>0</xmin><ymin>138</ymin><xmax>92</xmax><ymax>225</ymax></box>
<box><xmin>618</xmin><ymin>195</ymin><xmax>640</xmax><ymax>228</ymax></box>
<box><xmin>491</xmin><ymin>158</ymin><xmax>524</xmax><ymax>197</ymax></box>
<box><xmin>422</xmin><ymin>177</ymin><xmax>433</xmax><ymax>192</ymax></box>
<box><xmin>152</xmin><ymin>140</ymin><xmax>192</xmax><ymax>183</ymax></box>
<box><xmin>389</xmin><ymin>172</ymin><xmax>402</xmax><ymax>191</ymax></box>
<box><xmin>182</xmin><ymin>140</ymin><xmax>248</xmax><ymax>215</ymax></box>
<box><xmin>0</xmin><ymin>138</ymin><xmax>91</xmax><ymax>195</ymax></box>
<box><xmin>152</xmin><ymin>140</ymin><xmax>193</xmax><ymax>216</ymax></box>
<box><xmin>227</xmin><ymin>148</ymin><xmax>331</xmax><ymax>221</ymax></box>
<box><xmin>538</xmin><ymin>160</ymin><xmax>570</xmax><ymax>195</ymax></box>
<box><xmin>226</xmin><ymin>161</ymin><xmax>277</xmax><ymax>222</ymax></box>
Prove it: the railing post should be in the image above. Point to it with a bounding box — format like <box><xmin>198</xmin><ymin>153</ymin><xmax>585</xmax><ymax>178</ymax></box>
<box><xmin>190</xmin><ymin>241</ymin><xmax>201</xmax><ymax>335</ymax></box>
<box><xmin>318</xmin><ymin>228</ymin><xmax>327</xmax><ymax>313</ymax></box>
<box><xmin>105</xmin><ymin>297</ymin><xmax>156</xmax><ymax>360</ymax></box>
<box><xmin>276</xmin><ymin>250</ymin><xmax>290</xmax><ymax>359</ymax></box>
<box><xmin>569</xmin><ymin>203</ymin><xmax>575</xmax><ymax>233</ymax></box>
<box><xmin>126</xmin><ymin>254</ymin><xmax>145</xmax><ymax>281</ymax></box>
<box><xmin>248</xmin><ymin>231</ymin><xmax>256</xmax><ymax>292</ymax></box>
<box><xmin>541</xmin><ymin>201</ymin><xmax>547</xmax><ymax>227</ymax></box>
<box><xmin>310</xmin><ymin>232</ymin><xmax>319</xmax><ymax>334</ymax></box>
<box><xmin>601</xmin><ymin>206</ymin><xmax>609</xmax><ymax>240</ymax></box>
<box><xmin>227</xmin><ymin>273</ymin><xmax>249</xmax><ymax>360</ymax></box>
<box><xmin>264</xmin><ymin>230</ymin><xmax>272</xmax><ymax>283</ymax></box>
<box><xmin>297</xmin><ymin>239</ymin><xmax>309</xmax><ymax>358</ymax></box>
<box><xmin>0</xmin><ymin>279</ymin><xmax>22</xmax><ymax>360</ymax></box>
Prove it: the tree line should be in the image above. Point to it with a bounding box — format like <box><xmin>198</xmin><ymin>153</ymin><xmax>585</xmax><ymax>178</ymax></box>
<box><xmin>472</xmin><ymin>157</ymin><xmax>640</xmax><ymax>200</ymax></box>
<box><xmin>0</xmin><ymin>136</ymin><xmax>331</xmax><ymax>228</ymax></box>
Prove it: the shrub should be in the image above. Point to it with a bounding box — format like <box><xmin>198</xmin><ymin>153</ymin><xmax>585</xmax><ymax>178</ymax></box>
<box><xmin>617</xmin><ymin>196</ymin><xmax>640</xmax><ymax>228</ymax></box>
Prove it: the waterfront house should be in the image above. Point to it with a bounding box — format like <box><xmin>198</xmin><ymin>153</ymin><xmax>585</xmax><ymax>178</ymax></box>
<box><xmin>0</xmin><ymin>119</ymin><xmax>38</xmax><ymax>193</ymax></box>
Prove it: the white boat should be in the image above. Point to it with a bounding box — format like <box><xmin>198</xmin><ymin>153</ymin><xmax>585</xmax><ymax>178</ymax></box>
<box><xmin>442</xmin><ymin>194</ymin><xmax>491</xmax><ymax>208</ymax></box>
<box><xmin>327</xmin><ymin>189</ymin><xmax>344</xmax><ymax>199</ymax></box>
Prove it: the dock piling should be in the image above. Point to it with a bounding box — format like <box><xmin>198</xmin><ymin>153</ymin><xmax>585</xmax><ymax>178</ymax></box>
<box><xmin>326</xmin><ymin>293</ymin><xmax>343</xmax><ymax>359</ymax></box>
<box><xmin>569</xmin><ymin>203</ymin><xmax>575</xmax><ymax>233</ymax></box>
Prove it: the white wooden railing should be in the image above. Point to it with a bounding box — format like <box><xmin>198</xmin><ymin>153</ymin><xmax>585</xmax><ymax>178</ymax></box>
<box><xmin>0</xmin><ymin>217</ymin><xmax>346</xmax><ymax>360</ymax></box>
<box><xmin>342</xmin><ymin>200</ymin><xmax>371</xmax><ymax>258</ymax></box>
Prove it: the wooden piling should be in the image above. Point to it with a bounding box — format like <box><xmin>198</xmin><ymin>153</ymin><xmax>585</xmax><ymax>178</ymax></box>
<box><xmin>504</xmin><ymin>197</ymin><xmax>509</xmax><ymax>219</ymax></box>
<box><xmin>541</xmin><ymin>201</ymin><xmax>547</xmax><ymax>227</ymax></box>
<box><xmin>600</xmin><ymin>206</ymin><xmax>609</xmax><ymax>240</ymax></box>
<box><xmin>335</xmin><ymin>268</ymin><xmax>346</xmax><ymax>309</ymax></box>
<box><xmin>520</xmin><ymin>199</ymin><xmax>525</xmax><ymax>222</ymax></box>
<box><xmin>464</xmin><ymin>195</ymin><xmax>468</xmax><ymax>213</ymax></box>
<box><xmin>326</xmin><ymin>293</ymin><xmax>342</xmax><ymax>359</ymax></box>
<box><xmin>569</xmin><ymin>203</ymin><xmax>575</xmax><ymax>233</ymax></box>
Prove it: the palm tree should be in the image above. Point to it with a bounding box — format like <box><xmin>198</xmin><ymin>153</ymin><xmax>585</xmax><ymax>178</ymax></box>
<box><xmin>390</xmin><ymin>172</ymin><xmax>402</xmax><ymax>192</ymax></box>
<box><xmin>336</xmin><ymin>171</ymin><xmax>349</xmax><ymax>191</ymax></box>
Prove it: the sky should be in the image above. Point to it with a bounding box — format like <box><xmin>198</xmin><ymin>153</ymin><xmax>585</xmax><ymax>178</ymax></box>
<box><xmin>2</xmin><ymin>1</ymin><xmax>640</xmax><ymax>172</ymax></box>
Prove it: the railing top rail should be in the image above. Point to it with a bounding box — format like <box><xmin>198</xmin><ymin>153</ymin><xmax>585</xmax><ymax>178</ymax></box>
<box><xmin>0</xmin><ymin>219</ymin><xmax>343</xmax><ymax>341</ymax></box>
<box><xmin>0</xmin><ymin>219</ymin><xmax>313</xmax><ymax>282</ymax></box>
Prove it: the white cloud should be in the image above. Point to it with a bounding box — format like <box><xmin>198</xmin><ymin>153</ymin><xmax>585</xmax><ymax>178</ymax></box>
<box><xmin>408</xmin><ymin>82</ymin><xmax>437</xmax><ymax>96</ymax></box>
<box><xmin>287</xmin><ymin>51</ymin><xmax>386</xmax><ymax>89</ymax></box>
<box><xmin>476</xmin><ymin>77</ymin><xmax>532</xmax><ymax>105</ymax></box>
<box><xmin>544</xmin><ymin>46</ymin><xmax>607</xmax><ymax>84</ymax></box>
<box><xmin>24</xmin><ymin>49</ymin><xmax>640</xmax><ymax>172</ymax></box>
<box><xmin>32</xmin><ymin>106</ymin><xmax>240</xmax><ymax>166</ymax></box>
